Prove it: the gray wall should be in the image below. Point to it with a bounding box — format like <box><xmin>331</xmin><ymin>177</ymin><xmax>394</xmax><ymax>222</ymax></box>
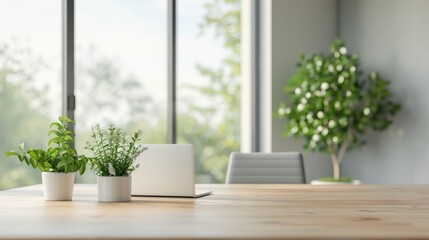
<box><xmin>271</xmin><ymin>0</ymin><xmax>429</xmax><ymax>183</ymax></box>
<box><xmin>271</xmin><ymin>0</ymin><xmax>337</xmax><ymax>182</ymax></box>
<box><xmin>339</xmin><ymin>0</ymin><xmax>429</xmax><ymax>183</ymax></box>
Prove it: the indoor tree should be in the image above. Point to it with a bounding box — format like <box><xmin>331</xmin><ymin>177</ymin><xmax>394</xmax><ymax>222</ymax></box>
<box><xmin>278</xmin><ymin>39</ymin><xmax>400</xmax><ymax>182</ymax></box>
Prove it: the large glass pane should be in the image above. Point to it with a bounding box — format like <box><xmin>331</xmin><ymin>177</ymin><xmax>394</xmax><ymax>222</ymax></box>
<box><xmin>177</xmin><ymin>0</ymin><xmax>241</xmax><ymax>183</ymax></box>
<box><xmin>75</xmin><ymin>0</ymin><xmax>168</xmax><ymax>182</ymax></box>
<box><xmin>0</xmin><ymin>0</ymin><xmax>62</xmax><ymax>190</ymax></box>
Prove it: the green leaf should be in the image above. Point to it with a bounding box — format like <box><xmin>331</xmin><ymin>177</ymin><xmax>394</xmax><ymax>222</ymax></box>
<box><xmin>37</xmin><ymin>163</ymin><xmax>45</xmax><ymax>172</ymax></box>
<box><xmin>48</xmin><ymin>130</ymin><xmax>60</xmax><ymax>136</ymax></box>
<box><xmin>47</xmin><ymin>147</ymin><xmax>57</xmax><ymax>155</ymax></box>
<box><xmin>64</xmin><ymin>135</ymin><xmax>73</xmax><ymax>142</ymax></box>
<box><xmin>48</xmin><ymin>137</ymin><xmax>60</xmax><ymax>146</ymax></box>
<box><xmin>57</xmin><ymin>160</ymin><xmax>69</xmax><ymax>168</ymax></box>
<box><xmin>28</xmin><ymin>150</ymin><xmax>39</xmax><ymax>161</ymax></box>
<box><xmin>64</xmin><ymin>130</ymin><xmax>75</xmax><ymax>136</ymax></box>
<box><xmin>79</xmin><ymin>162</ymin><xmax>86</xmax><ymax>175</ymax></box>
<box><xmin>44</xmin><ymin>162</ymin><xmax>53</xmax><ymax>169</ymax></box>
<box><xmin>64</xmin><ymin>164</ymin><xmax>70</xmax><ymax>173</ymax></box>
<box><xmin>30</xmin><ymin>158</ymin><xmax>37</xmax><ymax>168</ymax></box>
<box><xmin>49</xmin><ymin>122</ymin><xmax>61</xmax><ymax>129</ymax></box>
<box><xmin>19</xmin><ymin>143</ymin><xmax>25</xmax><ymax>151</ymax></box>
<box><xmin>4</xmin><ymin>151</ymin><xmax>19</xmax><ymax>157</ymax></box>
<box><xmin>24</xmin><ymin>155</ymin><xmax>30</xmax><ymax>165</ymax></box>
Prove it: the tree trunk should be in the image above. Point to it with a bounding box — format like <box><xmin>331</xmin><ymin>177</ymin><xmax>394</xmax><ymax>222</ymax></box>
<box><xmin>328</xmin><ymin>128</ymin><xmax>352</xmax><ymax>180</ymax></box>
<box><xmin>330</xmin><ymin>154</ymin><xmax>340</xmax><ymax>180</ymax></box>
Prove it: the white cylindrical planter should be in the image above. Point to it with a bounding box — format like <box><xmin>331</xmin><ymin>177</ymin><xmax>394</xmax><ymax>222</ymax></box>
<box><xmin>97</xmin><ymin>176</ymin><xmax>131</xmax><ymax>202</ymax></box>
<box><xmin>41</xmin><ymin>172</ymin><xmax>75</xmax><ymax>201</ymax></box>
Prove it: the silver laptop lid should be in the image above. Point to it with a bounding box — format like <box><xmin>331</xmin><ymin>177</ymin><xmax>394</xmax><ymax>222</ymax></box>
<box><xmin>131</xmin><ymin>144</ymin><xmax>195</xmax><ymax>196</ymax></box>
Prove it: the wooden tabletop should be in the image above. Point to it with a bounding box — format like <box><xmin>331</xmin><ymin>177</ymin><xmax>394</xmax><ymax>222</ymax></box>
<box><xmin>1</xmin><ymin>184</ymin><xmax>429</xmax><ymax>240</ymax></box>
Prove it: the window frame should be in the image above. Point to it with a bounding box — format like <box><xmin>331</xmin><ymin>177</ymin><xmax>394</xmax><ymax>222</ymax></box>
<box><xmin>62</xmin><ymin>0</ymin><xmax>259</xmax><ymax>150</ymax></box>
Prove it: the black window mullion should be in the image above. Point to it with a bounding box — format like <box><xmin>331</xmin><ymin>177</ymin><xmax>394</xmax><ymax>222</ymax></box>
<box><xmin>62</xmin><ymin>0</ymin><xmax>75</xmax><ymax>147</ymax></box>
<box><xmin>167</xmin><ymin>0</ymin><xmax>177</xmax><ymax>144</ymax></box>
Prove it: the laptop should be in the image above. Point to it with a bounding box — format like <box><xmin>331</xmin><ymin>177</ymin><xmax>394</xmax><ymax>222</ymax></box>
<box><xmin>131</xmin><ymin>144</ymin><xmax>212</xmax><ymax>198</ymax></box>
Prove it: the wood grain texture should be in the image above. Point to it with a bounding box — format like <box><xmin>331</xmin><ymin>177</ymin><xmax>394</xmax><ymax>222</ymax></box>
<box><xmin>1</xmin><ymin>184</ymin><xmax>429</xmax><ymax>239</ymax></box>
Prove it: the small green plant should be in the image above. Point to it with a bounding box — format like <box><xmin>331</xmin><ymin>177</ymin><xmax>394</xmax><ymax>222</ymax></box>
<box><xmin>85</xmin><ymin>124</ymin><xmax>147</xmax><ymax>176</ymax></box>
<box><xmin>4</xmin><ymin>116</ymin><xmax>87</xmax><ymax>174</ymax></box>
<box><xmin>277</xmin><ymin>39</ymin><xmax>400</xmax><ymax>181</ymax></box>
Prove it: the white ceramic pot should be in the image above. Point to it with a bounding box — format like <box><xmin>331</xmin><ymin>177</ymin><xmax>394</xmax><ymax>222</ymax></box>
<box><xmin>97</xmin><ymin>176</ymin><xmax>132</xmax><ymax>202</ymax></box>
<box><xmin>310</xmin><ymin>179</ymin><xmax>361</xmax><ymax>185</ymax></box>
<box><xmin>41</xmin><ymin>172</ymin><xmax>75</xmax><ymax>201</ymax></box>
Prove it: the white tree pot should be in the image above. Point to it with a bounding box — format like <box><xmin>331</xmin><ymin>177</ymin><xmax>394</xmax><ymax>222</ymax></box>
<box><xmin>311</xmin><ymin>179</ymin><xmax>361</xmax><ymax>185</ymax></box>
<box><xmin>41</xmin><ymin>172</ymin><xmax>75</xmax><ymax>201</ymax></box>
<box><xmin>97</xmin><ymin>176</ymin><xmax>132</xmax><ymax>202</ymax></box>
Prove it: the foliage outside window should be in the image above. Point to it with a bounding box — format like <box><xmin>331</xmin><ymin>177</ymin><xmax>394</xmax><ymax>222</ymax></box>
<box><xmin>178</xmin><ymin>0</ymin><xmax>241</xmax><ymax>183</ymax></box>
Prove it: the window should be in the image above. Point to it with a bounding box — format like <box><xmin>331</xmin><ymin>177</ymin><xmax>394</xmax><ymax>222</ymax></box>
<box><xmin>0</xmin><ymin>0</ymin><xmax>62</xmax><ymax>189</ymax></box>
<box><xmin>75</xmin><ymin>0</ymin><xmax>168</xmax><ymax>182</ymax></box>
<box><xmin>177</xmin><ymin>0</ymin><xmax>241</xmax><ymax>183</ymax></box>
<box><xmin>0</xmin><ymin>0</ymin><xmax>241</xmax><ymax>189</ymax></box>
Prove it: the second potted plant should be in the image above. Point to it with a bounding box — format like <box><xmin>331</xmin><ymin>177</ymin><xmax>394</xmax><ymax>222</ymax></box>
<box><xmin>86</xmin><ymin>124</ymin><xmax>147</xmax><ymax>202</ymax></box>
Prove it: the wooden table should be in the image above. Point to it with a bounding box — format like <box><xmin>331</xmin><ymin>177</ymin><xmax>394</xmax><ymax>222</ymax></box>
<box><xmin>1</xmin><ymin>184</ymin><xmax>429</xmax><ymax>239</ymax></box>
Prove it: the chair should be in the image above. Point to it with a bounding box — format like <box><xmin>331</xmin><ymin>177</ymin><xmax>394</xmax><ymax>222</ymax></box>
<box><xmin>225</xmin><ymin>152</ymin><xmax>306</xmax><ymax>184</ymax></box>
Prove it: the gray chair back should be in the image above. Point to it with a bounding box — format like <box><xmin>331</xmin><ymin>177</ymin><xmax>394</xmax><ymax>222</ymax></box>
<box><xmin>225</xmin><ymin>152</ymin><xmax>306</xmax><ymax>184</ymax></box>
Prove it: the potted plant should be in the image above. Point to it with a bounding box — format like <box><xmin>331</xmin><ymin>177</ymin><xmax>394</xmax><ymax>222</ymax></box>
<box><xmin>85</xmin><ymin>124</ymin><xmax>147</xmax><ymax>202</ymax></box>
<box><xmin>4</xmin><ymin>116</ymin><xmax>87</xmax><ymax>200</ymax></box>
<box><xmin>277</xmin><ymin>39</ymin><xmax>400</xmax><ymax>184</ymax></box>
